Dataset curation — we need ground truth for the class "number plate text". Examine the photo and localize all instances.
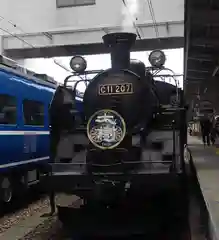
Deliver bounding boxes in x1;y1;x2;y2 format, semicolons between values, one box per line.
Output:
98;83;133;95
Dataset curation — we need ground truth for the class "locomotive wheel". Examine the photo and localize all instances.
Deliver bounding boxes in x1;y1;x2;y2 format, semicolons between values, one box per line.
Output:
1;177;13;203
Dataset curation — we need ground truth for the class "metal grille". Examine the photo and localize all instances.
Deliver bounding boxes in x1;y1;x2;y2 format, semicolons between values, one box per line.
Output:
56;0;95;8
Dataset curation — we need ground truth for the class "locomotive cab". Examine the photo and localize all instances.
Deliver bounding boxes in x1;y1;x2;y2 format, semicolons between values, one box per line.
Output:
42;32;188;237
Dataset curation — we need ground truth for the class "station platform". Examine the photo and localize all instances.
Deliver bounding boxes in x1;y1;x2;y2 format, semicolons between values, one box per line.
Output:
188;136;219;240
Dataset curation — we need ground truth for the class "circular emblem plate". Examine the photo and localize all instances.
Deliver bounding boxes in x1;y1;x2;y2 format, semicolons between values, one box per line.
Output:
87;109;126;150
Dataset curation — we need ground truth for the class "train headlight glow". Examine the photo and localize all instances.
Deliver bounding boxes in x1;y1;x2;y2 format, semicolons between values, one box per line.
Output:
148;50;166;68
70;56;87;73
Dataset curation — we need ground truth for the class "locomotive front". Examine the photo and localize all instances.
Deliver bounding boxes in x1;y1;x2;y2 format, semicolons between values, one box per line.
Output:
83;33;157;170
84;33;155;132
44;31;188;237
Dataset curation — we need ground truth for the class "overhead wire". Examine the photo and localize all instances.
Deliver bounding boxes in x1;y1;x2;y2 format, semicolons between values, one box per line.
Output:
144;2;181;87
146;0;159;39
142;0;160;59
0;26;34;48
0;15;35;48
0;16;25;32
0;15;70;72
0;15;51;42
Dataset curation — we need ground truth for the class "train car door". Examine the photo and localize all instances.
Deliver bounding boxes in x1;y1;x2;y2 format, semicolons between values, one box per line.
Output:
22;99;47;185
22;99;45;159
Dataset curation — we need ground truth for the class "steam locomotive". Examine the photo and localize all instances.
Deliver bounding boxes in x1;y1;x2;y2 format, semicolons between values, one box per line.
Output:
43;32;188;237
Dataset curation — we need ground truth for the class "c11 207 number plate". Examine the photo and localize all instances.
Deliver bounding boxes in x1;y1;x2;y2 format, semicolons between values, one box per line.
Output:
98;83;133;95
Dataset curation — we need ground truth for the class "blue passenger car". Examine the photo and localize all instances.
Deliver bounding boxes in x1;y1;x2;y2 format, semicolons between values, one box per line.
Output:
0;56;57;203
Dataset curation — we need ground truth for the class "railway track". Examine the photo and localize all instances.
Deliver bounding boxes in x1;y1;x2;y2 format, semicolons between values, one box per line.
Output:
0;186;44;216
0;179;207;240
0;186;48;236
17;194;192;240
58;192;190;239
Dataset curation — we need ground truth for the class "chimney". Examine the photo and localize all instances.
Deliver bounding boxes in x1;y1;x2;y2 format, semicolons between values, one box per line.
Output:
102;32;136;70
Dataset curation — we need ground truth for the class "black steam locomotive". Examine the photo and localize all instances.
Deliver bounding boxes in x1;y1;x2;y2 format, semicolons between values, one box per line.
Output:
44;32;188;237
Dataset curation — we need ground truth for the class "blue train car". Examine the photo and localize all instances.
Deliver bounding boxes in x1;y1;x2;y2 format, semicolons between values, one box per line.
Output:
0;56;57;203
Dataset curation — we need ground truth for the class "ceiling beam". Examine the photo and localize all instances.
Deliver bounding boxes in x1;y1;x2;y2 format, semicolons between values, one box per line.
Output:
187;76;217;84
188;48;218;63
188;52;214;61
187;71;210;79
191;9;219;25
191;37;219;47
187;77;206;82
189;46;218;56
188;69;210;73
188;56;213;62
4;37;184;59
187;59;215;69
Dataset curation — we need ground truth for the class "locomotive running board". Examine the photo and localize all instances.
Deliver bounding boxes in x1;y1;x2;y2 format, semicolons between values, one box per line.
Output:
41;163;182;194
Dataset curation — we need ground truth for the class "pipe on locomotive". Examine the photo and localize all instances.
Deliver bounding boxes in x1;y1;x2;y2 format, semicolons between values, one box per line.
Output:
102;32;137;70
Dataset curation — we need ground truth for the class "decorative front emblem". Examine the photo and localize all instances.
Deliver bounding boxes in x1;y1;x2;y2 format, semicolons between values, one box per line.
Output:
87;109;126;150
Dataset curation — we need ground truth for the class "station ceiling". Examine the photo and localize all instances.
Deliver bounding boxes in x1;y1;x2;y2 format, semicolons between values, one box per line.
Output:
184;0;219;111
5;37;183;59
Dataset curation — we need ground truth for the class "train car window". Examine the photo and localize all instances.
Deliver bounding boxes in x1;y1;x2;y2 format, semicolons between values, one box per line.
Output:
23;100;44;126
0;94;17;124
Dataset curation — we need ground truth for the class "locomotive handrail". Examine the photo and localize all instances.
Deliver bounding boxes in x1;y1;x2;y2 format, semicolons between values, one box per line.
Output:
146;66;181;84
51;160;173;165
49;160;174;169
64;69;104;86
150;67;180;86
149;67;181;105
50;170;175;176
72;70;104;76
72;79;90;92
161;106;187;111
64;75;91;89
48;161;177;176
155;74;183;78
64;74;79;87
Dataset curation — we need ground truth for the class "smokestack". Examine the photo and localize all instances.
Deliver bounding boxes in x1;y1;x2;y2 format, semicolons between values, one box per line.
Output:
102;32;136;70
